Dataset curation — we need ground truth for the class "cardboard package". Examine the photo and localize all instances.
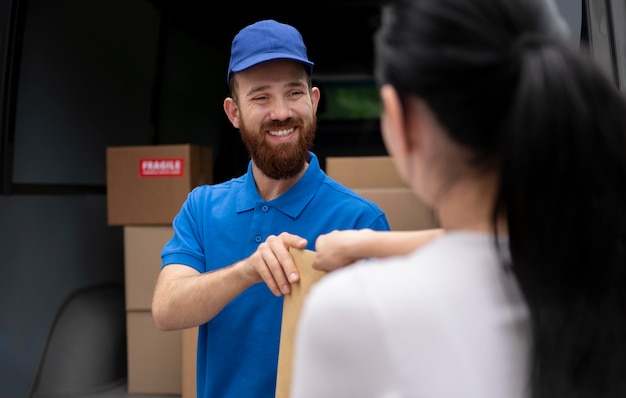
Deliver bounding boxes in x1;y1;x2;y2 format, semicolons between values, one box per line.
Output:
126;311;182;395
326;156;439;231
123;225;174;311
275;248;325;398
106;144;213;226
181;327;198;398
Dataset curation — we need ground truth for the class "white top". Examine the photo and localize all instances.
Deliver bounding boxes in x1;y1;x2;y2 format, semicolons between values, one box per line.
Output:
290;232;530;398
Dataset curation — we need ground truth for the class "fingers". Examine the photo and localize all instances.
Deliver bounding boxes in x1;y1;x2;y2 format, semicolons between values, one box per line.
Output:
251;233;307;296
261;235;295;295
278;231;308;250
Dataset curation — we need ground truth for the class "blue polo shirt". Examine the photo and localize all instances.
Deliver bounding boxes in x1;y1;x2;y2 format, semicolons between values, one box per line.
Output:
161;152;390;398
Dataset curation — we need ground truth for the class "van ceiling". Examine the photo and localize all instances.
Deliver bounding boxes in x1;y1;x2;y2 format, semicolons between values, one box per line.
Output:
148;0;385;76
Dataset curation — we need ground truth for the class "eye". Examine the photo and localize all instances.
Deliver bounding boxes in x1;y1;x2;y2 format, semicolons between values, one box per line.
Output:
252;95;269;102
288;90;305;98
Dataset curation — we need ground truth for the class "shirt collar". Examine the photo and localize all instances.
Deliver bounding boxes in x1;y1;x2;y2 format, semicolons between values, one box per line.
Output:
236;151;323;218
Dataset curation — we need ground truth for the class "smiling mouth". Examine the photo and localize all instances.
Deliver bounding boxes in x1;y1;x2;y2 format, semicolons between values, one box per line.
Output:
268;128;294;137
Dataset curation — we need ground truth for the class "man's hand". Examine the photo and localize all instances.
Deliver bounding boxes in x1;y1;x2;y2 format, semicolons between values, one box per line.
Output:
243;232;308;296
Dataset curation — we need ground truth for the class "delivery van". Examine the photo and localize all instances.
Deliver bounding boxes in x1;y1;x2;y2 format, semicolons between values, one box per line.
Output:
0;0;622;397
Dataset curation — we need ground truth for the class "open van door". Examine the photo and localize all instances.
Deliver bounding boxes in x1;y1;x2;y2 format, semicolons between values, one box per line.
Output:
584;0;626;91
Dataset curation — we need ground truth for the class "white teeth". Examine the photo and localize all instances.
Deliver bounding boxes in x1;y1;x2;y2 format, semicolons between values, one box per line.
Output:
268;128;293;137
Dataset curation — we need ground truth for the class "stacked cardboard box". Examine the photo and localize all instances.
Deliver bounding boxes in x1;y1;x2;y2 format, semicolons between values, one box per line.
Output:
122;226;182;395
107;144;213;226
107;144;212;396
326;156;439;231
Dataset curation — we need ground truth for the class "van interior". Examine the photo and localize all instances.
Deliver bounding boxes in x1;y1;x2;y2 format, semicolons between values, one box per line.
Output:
0;0;623;397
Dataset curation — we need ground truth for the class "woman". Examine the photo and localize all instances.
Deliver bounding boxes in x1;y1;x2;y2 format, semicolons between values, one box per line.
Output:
290;0;626;397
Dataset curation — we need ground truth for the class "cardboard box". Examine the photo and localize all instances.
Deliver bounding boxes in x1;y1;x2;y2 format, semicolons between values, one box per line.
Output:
107;144;213;226
326;156;407;188
276;248;325;398
354;188;438;231
123;226;174;311
182;327;198;398
126;311;182;395
326;156;439;230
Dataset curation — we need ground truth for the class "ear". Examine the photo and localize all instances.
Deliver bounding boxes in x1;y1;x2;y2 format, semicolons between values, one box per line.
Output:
311;86;321;114
379;84;412;158
223;97;240;128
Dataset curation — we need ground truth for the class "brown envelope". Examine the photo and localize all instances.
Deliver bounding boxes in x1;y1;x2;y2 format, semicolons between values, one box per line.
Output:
275;248;326;398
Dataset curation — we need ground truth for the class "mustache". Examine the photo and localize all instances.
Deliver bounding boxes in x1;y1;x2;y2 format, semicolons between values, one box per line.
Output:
262;120;302;130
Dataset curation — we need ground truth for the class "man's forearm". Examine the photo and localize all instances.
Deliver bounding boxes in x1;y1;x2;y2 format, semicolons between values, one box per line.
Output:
152;261;254;331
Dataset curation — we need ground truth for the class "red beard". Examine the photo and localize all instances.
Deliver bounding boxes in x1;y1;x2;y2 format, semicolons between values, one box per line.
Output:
239;117;316;180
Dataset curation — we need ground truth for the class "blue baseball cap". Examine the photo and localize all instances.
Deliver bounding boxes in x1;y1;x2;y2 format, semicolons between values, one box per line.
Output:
227;19;314;87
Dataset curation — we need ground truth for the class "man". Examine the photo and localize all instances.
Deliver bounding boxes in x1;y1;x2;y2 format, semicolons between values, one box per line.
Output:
151;19;390;398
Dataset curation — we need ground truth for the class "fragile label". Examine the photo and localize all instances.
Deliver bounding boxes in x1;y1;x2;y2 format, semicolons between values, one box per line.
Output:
139;158;184;177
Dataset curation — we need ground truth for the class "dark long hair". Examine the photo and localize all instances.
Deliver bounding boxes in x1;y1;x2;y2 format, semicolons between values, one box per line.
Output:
375;0;626;396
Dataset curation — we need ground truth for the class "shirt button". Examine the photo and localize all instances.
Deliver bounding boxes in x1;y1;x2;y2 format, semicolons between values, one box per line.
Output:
262;205;269;212
255;235;262;243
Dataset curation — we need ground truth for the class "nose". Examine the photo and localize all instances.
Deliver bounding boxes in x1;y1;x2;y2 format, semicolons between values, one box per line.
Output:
269;97;292;121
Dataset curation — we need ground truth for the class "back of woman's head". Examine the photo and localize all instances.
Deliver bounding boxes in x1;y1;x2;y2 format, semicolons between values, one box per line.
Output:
375;0;574;156
376;0;626;397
